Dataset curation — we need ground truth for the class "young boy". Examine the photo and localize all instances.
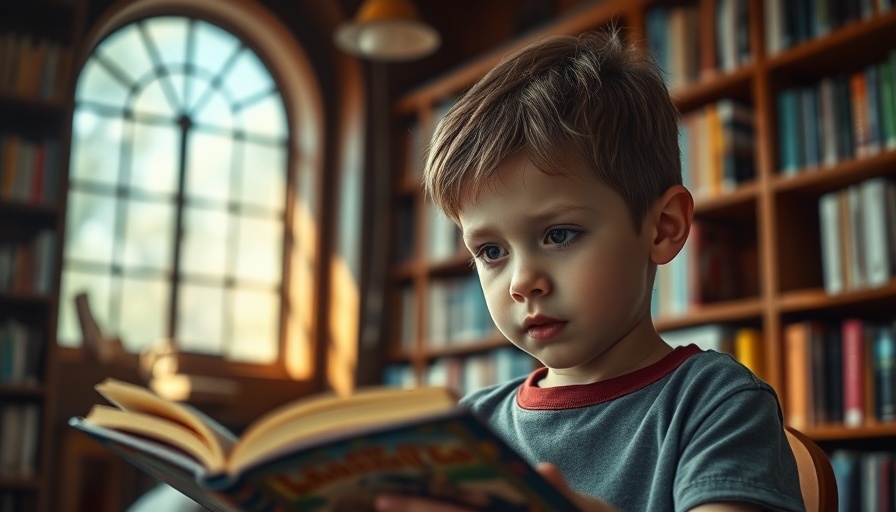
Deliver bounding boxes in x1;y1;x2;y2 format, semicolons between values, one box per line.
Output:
377;30;804;512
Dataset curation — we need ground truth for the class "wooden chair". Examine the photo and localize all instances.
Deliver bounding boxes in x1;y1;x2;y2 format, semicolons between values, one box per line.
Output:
784;426;839;512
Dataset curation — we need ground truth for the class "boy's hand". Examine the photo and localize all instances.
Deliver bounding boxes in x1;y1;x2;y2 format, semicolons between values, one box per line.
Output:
374;462;617;512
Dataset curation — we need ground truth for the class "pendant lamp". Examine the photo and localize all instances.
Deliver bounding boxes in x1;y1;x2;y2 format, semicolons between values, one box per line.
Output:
334;0;440;61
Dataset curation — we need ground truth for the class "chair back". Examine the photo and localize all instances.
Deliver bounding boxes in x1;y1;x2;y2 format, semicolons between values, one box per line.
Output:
785;426;838;512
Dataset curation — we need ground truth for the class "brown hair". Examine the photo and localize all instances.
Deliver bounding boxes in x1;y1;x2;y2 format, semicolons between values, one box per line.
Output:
423;28;680;230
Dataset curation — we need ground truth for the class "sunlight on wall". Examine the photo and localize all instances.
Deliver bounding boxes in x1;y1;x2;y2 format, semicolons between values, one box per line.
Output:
327;255;360;396
285;196;318;380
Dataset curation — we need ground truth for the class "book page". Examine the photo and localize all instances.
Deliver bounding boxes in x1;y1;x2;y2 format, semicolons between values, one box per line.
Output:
229;386;458;474
95;379;235;467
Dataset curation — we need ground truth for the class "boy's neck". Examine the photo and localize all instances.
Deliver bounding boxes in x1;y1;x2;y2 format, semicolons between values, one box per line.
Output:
537;331;672;388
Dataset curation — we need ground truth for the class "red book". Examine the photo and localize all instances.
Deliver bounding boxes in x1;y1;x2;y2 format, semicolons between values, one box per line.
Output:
842;318;865;427
30;143;44;203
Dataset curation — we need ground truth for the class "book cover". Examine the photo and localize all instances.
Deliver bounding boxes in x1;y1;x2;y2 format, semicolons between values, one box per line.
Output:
70;379;581;512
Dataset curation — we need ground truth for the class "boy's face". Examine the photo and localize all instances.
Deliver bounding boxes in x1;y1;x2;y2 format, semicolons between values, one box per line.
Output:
458;153;662;385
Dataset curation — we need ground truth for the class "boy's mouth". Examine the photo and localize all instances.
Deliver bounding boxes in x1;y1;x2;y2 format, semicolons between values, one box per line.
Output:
523;315;567;341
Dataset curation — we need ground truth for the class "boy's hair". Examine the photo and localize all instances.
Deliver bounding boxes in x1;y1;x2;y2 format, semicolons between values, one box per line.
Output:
424;28;681;230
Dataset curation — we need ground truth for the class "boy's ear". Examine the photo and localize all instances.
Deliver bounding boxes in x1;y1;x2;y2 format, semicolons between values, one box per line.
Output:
647;185;693;265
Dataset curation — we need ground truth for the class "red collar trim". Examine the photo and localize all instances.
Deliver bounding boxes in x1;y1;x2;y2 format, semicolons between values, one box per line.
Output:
517;344;702;410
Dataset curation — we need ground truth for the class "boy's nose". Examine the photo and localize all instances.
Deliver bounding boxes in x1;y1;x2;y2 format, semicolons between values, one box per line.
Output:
509;260;551;302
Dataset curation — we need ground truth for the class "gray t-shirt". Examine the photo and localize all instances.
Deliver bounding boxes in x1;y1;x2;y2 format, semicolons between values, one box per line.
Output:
461;345;805;512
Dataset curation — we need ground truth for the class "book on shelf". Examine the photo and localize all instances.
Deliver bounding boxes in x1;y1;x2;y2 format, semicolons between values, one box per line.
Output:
830;449;896;512
70;378;581;512
0;31;72;101
818;177;896;295
0;318;43;385
0;230;56;295
784;321;825;430
776;49;896;177
0;402;40;478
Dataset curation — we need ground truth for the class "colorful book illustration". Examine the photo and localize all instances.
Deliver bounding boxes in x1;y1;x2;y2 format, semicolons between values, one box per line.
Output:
69;379;581;512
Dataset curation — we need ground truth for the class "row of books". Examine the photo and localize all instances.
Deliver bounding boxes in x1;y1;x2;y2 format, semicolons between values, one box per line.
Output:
652;219;758;319
425;200;462;262
383;346;534;396
831;449;896;512
680;99;756;200
0;402;40;479
784;318;896;430
764;0;894;55
0;31;72;101
647;0;753;86
777;51;896;175
818;177;896;295
0;134;63;205
0;319;43;385
425;274;496;349
0;230;56;294
645;3;702;90
662;323;765;379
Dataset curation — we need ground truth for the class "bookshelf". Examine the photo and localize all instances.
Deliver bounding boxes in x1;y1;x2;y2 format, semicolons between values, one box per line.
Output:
0;0;80;511
383;0;896;451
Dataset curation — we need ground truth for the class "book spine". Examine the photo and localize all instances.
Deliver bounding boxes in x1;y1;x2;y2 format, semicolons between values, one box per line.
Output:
785;322;812;429
873;325;896;422
861;178;892;287
818;191;844;294
843;318;866;427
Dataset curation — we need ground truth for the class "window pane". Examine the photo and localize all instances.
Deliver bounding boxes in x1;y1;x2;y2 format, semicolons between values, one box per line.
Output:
191;22;239;105
118;276;168;352
177;282;223;353
236;215;281;284
239;141;285;210
181;206;228;278
57;269;112;347
122;198;174;271
223;49;272;104
71;110;123;185
75;58;129;106
193;91;233;130
129;120;179;194
65;189;117;265
134;79;176;118
228;288;278;363
240;93;287;139
145;17;189;108
96;25;154;84
186;130;232;202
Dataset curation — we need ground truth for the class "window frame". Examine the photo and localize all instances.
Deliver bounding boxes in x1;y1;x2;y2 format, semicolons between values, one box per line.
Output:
58;0;329;382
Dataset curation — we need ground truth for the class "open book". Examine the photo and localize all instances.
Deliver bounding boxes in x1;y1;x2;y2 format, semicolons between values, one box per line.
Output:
69;378;581;512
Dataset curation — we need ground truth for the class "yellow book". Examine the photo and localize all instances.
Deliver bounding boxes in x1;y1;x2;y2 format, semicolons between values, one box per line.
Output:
70;378;579;512
734;328;763;380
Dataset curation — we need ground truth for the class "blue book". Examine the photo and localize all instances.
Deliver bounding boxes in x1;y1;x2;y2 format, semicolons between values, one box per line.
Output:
830;450;860;512
777;88;802;175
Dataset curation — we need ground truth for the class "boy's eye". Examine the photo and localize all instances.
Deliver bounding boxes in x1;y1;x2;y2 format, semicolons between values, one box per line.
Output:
546;228;578;245
482;245;504;260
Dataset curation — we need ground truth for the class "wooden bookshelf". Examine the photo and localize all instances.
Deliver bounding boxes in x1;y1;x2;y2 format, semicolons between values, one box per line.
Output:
0;0;82;510
383;0;896;450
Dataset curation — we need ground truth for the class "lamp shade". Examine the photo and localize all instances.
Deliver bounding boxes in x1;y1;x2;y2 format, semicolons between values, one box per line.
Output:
334;0;440;61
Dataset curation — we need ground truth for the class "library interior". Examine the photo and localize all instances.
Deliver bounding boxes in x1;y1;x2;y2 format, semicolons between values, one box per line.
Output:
1;0;896;510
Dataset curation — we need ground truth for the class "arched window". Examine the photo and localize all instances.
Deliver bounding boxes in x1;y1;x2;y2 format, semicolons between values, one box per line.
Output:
59;16;291;364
